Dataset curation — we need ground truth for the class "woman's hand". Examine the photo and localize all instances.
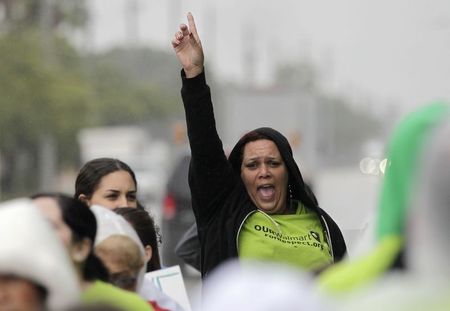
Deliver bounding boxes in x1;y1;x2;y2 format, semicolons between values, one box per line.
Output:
172;12;204;78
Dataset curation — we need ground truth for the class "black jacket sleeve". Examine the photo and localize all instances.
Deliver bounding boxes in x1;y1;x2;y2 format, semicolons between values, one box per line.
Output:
180;70;237;225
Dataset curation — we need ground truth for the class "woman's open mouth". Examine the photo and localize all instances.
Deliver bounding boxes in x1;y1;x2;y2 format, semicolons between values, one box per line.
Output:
257;184;275;201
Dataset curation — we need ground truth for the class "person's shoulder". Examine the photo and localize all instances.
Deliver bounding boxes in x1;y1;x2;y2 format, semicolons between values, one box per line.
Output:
83;281;154;311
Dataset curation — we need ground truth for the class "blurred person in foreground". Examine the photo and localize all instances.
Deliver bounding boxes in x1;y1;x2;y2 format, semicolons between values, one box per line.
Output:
199;259;330;311
337;114;450;310
95;234;145;293
114;207;186;311
115;205;162;273
92;205;187;311
318;102;450;294
171;12;346;279
32;193;154;311
90;205;148;291
0;198;80;310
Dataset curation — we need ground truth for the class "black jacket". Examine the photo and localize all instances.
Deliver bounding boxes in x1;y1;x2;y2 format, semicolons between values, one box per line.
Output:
181;70;347;278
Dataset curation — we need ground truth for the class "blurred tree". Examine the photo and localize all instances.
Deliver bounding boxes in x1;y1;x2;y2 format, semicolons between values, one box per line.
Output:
0;31;92;194
0;0;90;196
0;0;88;32
85;47;180;125
0;1;180;197
87;47;182;93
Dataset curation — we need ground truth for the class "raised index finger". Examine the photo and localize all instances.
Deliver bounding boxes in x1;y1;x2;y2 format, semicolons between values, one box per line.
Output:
187;12;199;41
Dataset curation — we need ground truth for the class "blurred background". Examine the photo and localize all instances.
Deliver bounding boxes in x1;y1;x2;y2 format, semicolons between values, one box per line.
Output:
1;0;449;290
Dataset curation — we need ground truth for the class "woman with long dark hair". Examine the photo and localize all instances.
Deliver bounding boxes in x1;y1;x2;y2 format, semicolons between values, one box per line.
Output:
75;158;138;209
171;13;346;278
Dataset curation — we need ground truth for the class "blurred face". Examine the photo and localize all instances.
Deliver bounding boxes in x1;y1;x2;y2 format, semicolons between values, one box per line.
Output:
99;256;139;292
241;139;289;215
0;274;45;311
95;236;143;292
87;170;137;209
34;197;72;248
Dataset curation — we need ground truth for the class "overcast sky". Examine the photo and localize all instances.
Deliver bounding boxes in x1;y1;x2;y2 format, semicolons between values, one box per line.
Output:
87;0;450;114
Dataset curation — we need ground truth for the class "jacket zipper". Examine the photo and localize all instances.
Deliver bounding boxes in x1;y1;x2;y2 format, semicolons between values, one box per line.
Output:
236;210;283;255
321;215;334;261
236;210;255;255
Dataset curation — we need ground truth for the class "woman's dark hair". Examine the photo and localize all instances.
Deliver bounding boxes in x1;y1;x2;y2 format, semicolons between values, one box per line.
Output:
232;131;275;169
36;285;48;306
31;192;109;282
114;207;162;272
229;130;294;202
228;127;319;210
74;158;137;200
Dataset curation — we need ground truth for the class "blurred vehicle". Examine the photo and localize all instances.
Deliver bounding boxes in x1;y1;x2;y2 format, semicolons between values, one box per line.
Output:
161;153;196;274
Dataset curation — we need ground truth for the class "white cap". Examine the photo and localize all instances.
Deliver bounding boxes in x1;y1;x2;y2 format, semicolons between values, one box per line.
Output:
200;259;329;311
90;205;146;290
0;198;80;309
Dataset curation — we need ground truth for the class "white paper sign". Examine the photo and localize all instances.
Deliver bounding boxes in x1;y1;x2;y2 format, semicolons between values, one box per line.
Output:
144;265;192;311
